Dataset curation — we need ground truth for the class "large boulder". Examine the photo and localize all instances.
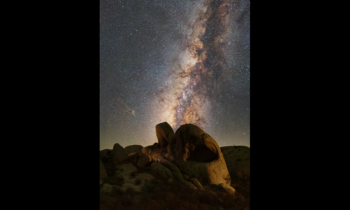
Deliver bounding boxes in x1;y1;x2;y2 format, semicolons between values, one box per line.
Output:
124;145;143;155
171;124;231;186
112;143;129;165
151;161;174;180
100;159;108;184
121;173;155;192
115;162;138;176
127;152;139;165
156;122;176;161
137;153;151;168
100;149;112;162
220;146;250;178
142;143;167;162
155;122;175;149
140;122;175;162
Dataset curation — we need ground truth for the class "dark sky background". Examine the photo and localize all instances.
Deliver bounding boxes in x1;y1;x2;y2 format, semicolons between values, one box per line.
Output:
100;0;250;150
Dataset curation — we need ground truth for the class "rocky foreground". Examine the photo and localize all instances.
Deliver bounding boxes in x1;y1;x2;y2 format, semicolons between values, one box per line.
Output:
100;122;250;210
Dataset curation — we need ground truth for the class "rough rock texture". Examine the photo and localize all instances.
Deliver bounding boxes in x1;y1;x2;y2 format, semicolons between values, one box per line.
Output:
156;156;197;189
137;153;151;168
155;122;175;149
152;122;176;161
142;144;167;162
124;145;143;155
121;173;155;192
115;162;138;176
127;152;139;165
100;123;243;196
112;143;129;165
190;178;203;189
151;162;174;180
172;124;231;186
100;159;108;184
113;162;155;192
220;146;250;178
156;156;185;182
218;183;236;195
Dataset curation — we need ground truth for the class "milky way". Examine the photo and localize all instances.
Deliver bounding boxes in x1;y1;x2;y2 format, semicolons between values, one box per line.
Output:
100;0;250;149
155;0;234;132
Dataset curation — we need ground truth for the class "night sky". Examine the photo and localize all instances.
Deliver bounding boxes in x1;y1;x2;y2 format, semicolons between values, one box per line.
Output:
100;0;250;149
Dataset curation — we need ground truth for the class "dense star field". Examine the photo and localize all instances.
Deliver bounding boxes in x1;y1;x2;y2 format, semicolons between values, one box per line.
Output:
100;0;250;149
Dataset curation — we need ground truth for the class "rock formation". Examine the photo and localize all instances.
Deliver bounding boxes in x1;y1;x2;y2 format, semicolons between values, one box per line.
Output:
112;143;129;165
114;162;155;192
151;161;174;181
124;145;143;155
155;122;174;149
137;153;151;168
171;124;231;186
127;152;139;165
100;122;243;196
